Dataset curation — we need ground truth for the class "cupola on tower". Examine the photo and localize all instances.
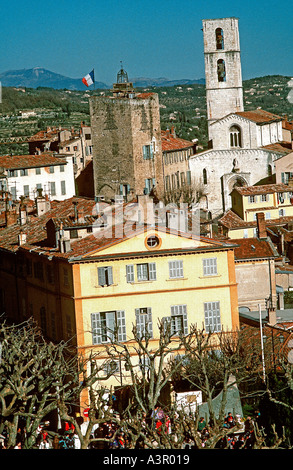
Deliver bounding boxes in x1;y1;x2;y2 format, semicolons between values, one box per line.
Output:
202;17;244;140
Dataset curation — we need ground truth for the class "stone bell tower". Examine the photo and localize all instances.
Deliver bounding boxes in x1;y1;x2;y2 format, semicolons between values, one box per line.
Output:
89;63;164;202
202;17;244;139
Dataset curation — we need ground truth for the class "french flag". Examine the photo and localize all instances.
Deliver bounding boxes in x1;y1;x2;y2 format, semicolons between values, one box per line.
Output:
82;69;95;87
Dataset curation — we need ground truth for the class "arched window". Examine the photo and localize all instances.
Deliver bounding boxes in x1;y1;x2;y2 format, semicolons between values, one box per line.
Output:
203;168;208;185
217;59;226;82
230;125;242;148
216;28;224;50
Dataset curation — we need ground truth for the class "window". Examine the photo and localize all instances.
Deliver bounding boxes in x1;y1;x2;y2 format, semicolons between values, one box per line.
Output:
229;126;242;148
278;192;285;204
265;212;271;220
49;181;56;196
23;185;30;197
248;195;255;203
203;258;218;276
137;263;156;281
217;59;226;82
169;260;184;279
65;314;73;339
35;167;41;175
34;262;44;281
70;229;78;239
126;264;135;283
46;264;55;284
60;165;65;172
104;360;120;376
281;172;293;184
51;312;57;341
163;305;188;336
98;266;113;286
8;169;18;177
135;307;153;339
49;166;55;174
279;209;285;217
40;306;47;336
204;301;221;333
261;194;267;202
146;235;160;248
144;178;155;195
203;168;208;185
216;27;224;50
63;268;69;286
20;169;28;176
91;311;126;344
61;180;66;195
243;229;248;238
143;144;154;160
186;170;191;186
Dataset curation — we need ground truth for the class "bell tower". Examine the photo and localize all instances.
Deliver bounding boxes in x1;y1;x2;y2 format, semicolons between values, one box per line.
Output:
202;17;244;139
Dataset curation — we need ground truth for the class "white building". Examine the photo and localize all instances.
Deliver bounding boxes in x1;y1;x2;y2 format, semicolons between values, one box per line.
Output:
0;153;75;202
189;17;291;217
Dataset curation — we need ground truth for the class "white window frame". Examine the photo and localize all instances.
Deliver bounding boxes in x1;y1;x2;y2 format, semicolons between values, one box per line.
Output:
135;307;153;339
169;260;184;279
203;258;218;276
137;262;156;281
204;301;221;333
98;266;113;287
91;311;126;344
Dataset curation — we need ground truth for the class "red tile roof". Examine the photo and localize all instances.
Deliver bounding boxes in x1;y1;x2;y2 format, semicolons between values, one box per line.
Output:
232;238;277;260
218;209;293;230
161;130;194;152
0;197;234;260
233;183;292;196
261;142;293;154
236;109;283;124
0;154;67;169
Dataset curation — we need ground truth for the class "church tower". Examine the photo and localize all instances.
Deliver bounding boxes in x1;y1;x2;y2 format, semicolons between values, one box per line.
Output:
202;17;244;140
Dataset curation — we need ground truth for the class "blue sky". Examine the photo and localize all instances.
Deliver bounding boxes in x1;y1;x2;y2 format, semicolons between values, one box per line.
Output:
1;0;292;85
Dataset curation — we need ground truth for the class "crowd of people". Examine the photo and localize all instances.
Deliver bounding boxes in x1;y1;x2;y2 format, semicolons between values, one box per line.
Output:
0;408;261;450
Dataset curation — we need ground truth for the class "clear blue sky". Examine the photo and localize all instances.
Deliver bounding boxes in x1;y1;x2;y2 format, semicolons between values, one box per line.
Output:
1;0;292;85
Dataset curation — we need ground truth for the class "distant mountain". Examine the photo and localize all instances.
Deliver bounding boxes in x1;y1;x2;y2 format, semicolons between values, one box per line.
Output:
0;67;205;90
131;77;205;88
0;67;108;90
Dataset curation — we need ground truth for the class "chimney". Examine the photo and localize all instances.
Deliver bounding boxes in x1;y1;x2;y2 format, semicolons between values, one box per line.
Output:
18;229;27;246
73;201;78;221
256;212;266;238
36;188;50;216
267;307;277;326
171;125;176;138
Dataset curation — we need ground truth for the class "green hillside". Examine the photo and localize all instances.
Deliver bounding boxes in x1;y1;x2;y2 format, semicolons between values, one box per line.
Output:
0;75;292;155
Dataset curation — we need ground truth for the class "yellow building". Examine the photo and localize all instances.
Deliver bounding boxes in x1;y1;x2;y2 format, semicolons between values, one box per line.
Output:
231;183;293;222
0;197;239;396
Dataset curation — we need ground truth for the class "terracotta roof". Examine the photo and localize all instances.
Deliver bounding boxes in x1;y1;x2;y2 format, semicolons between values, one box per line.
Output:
282;120;293;131
232;238;277;260
0;197;234;260
233;183;292;196
161;130;194;152
218;209;293;230
0;154;67;170
261;142;293;154
236;109;283;124
28;128;65;142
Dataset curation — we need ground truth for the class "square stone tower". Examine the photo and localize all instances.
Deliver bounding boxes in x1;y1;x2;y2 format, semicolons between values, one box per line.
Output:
89;66;164;202
202;17;244;138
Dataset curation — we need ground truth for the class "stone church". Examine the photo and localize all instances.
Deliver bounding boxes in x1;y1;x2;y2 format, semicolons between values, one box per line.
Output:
189;17;291;218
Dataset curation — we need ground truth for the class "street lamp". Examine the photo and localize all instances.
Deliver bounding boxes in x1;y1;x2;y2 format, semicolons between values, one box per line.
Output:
259;304;266;382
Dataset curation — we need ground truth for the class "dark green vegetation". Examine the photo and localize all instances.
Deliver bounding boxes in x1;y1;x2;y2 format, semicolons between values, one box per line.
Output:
0;75;292;155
